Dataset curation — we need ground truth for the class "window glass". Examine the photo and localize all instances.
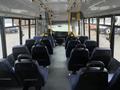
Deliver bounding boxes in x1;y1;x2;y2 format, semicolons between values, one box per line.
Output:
0;35;3;58
93;18;97;24
114;27;120;61
5;25;20;55
115;16;120;26
31;25;35;38
21;20;25;26
99;18;104;24
22;26;29;44
25;20;28;25
105;18;111;25
99;25;111;48
14;19;19;26
90;24;97;41
90;18;93;24
31;20;35;25
5;18;12;27
85;19;89;36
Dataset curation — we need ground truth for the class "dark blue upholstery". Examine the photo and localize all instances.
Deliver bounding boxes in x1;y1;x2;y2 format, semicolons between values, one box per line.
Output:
68;48;89;72
90;47;112;67
12;45;30;60
69;61;108;90
15;59;45;89
66;40;81;58
41;39;53;54
25;39;35;53
65;36;77;49
7;54;15;67
33;36;42;41
31;45;50;67
85;40;97;56
79;36;88;44
109;67;120;90
0;59;19;87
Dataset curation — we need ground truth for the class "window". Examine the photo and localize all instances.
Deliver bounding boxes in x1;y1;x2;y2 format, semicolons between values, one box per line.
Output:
93;18;97;24
85;19;89;36
115;16;120;26
99;18;104;24
4;18;12;27
22;26;29;44
105;17;111;25
31;20;35;25
0;35;3;58
31;25;35;38
5;26;20;55
25;20;28;25
99;25;111;48
13;19;19;26
21;20;25;26
90;25;97;41
114;27;120;61
90;18;93;24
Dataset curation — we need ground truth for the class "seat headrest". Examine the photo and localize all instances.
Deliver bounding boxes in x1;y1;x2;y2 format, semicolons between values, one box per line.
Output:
87;61;105;71
12;45;30;60
75;44;86;48
25;39;35;45
91;48;111;58
17;54;32;62
91;47;111;67
85;40;97;47
68;40;81;45
33;36;42;41
79;36;89;44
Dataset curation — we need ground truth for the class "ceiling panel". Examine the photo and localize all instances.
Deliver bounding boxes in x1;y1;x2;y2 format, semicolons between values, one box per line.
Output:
80;0;120;17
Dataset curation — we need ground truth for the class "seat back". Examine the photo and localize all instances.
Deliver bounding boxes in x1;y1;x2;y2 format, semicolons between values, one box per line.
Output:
65;36;77;49
12;45;30;60
66;40;81;58
85;40;97;56
33;36;42;41
74;61;108;90
90;47;112;67
109;67;120;90
15;59;44;87
68;48;89;71
41;39;53;54
31;45;50;66
79;36;88;44
25;39;35;53
0;59;19;87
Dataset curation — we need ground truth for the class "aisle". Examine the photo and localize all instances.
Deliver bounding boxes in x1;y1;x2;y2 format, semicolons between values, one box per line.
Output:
42;46;70;90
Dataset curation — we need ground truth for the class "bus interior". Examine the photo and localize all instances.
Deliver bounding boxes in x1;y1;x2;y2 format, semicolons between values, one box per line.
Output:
0;0;120;90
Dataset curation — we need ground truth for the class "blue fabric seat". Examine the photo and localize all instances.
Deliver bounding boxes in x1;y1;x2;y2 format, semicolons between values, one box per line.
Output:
15;58;46;90
85;40;97;56
108;67;120;90
66;40;81;58
25;39;35;53
41;39;53;54
31;45;50;67
79;36;88;44
90;47;112;68
68;48;89;72
69;61;108;90
0;59;20;87
12;45;30;60
65;36;77;49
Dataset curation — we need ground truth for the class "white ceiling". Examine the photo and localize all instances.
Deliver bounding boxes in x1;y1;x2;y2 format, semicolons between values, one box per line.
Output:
80;0;120;17
42;0;68;21
0;0;120;19
0;0;40;18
